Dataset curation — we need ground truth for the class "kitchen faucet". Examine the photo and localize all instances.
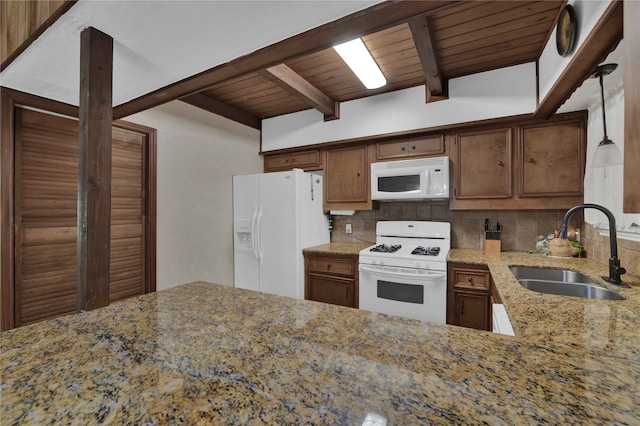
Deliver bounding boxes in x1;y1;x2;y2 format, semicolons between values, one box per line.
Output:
559;204;627;286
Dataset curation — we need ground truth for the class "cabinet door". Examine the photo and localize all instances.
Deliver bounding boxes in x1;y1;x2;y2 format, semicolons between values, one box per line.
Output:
454;291;490;331
325;145;368;204
306;274;354;307
454;128;511;199
519;121;584;197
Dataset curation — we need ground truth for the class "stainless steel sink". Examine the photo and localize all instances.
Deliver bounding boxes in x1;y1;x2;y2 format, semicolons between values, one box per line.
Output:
509;266;625;301
509;266;596;284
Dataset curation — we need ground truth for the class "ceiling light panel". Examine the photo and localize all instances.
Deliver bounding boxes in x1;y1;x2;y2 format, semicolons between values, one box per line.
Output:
333;38;386;89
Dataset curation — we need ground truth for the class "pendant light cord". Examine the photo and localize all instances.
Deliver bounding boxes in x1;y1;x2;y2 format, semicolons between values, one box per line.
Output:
599;74;608;140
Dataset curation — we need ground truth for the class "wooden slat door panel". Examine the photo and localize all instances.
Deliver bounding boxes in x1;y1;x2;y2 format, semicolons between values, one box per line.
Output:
110;129;145;302
15;109;78;326
14;109;148;327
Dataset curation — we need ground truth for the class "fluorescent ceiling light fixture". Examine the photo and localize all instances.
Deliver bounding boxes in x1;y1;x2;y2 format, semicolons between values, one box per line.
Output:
333;38;386;89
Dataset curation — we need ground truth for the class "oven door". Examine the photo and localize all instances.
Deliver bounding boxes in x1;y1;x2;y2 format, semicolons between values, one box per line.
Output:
359;264;446;323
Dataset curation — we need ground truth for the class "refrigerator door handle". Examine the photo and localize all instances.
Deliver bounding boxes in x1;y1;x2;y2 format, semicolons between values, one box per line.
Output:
256;204;264;266
251;204;259;262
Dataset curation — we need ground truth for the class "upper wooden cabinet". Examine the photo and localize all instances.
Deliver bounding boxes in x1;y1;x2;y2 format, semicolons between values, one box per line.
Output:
450;111;586;210
454;128;512;199
518;119;584;197
376;134;444;160
324;144;375;211
263;149;321;173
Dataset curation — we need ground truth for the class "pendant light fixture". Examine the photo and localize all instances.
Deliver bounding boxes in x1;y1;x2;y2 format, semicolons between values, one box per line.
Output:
590;63;622;168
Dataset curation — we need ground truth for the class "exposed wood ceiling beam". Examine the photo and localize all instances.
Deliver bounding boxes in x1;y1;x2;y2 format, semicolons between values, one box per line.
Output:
260;64;339;121
180;93;261;130
534;0;622;119
408;15;447;103
113;1;462;119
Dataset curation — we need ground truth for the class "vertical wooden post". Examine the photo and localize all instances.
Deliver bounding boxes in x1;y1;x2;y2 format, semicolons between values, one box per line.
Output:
78;27;113;311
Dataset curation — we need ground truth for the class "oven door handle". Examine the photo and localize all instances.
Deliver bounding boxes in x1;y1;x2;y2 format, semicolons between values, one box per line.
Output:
359;265;445;280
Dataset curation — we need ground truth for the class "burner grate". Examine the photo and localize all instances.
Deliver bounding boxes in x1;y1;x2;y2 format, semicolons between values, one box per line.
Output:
411;246;441;256
370;244;402;253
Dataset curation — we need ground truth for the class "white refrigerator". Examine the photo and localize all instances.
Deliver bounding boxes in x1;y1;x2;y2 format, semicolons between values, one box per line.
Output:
233;169;329;299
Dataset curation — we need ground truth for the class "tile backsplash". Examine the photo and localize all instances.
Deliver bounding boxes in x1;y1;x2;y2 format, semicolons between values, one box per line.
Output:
581;223;640;277
330;202;581;253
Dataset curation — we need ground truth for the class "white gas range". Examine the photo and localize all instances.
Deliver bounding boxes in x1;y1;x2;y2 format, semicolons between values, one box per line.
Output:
359;221;450;323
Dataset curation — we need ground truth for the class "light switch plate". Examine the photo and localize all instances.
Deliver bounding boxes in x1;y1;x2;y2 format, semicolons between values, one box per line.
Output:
346;223;352;234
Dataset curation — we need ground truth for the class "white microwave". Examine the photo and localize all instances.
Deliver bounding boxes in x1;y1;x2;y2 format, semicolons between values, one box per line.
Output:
371;156;449;201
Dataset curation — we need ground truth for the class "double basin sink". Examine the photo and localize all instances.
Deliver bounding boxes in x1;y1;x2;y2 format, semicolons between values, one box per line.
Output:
509;266;625;301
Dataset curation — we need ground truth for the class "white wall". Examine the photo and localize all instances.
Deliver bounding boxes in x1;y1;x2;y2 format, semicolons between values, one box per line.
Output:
583;71;640;231
538;0;612;102
127;101;262;290
262;62;537;151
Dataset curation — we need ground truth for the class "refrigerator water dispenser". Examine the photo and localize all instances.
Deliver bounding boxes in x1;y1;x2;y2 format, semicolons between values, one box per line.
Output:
234;218;253;249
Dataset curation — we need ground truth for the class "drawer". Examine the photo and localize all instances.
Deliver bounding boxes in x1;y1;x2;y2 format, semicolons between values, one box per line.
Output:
453;269;490;290
289;150;321;169
264;150;320;172
376;135;445;160
307;256;355;276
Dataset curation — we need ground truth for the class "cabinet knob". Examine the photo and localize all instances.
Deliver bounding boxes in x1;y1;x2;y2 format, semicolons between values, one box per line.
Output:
327;264;331;270
291;158;296;163
497;160;504;166
401;146;406;151
357;171;361;177
467;277;473;283
411;145;416;150
285;159;290;163
527;157;534;163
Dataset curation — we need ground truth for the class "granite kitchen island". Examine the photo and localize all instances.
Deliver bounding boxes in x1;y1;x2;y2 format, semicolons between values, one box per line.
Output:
2;280;639;424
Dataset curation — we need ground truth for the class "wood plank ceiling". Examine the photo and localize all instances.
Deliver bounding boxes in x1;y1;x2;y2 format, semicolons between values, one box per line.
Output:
184;1;565;128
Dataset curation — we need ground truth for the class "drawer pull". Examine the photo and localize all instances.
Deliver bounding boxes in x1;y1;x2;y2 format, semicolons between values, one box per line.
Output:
327;264;331;270
401;146;406;151
460;299;465;314
468;277;473;283
411;144;416;150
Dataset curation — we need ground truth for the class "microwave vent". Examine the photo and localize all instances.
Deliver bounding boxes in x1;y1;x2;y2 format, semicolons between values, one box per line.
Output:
376;156;448;169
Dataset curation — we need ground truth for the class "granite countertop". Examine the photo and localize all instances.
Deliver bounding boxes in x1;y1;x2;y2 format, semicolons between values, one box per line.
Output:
448;249;640;359
3;245;640;423
302;242;371;256
3;281;639;424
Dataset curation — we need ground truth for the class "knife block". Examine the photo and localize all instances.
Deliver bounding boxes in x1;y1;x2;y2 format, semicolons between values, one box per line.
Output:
484;233;501;253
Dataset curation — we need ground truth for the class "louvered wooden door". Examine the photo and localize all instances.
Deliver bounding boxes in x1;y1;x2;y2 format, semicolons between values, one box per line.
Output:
14;108;149;327
15;109;79;325
110;129;145;302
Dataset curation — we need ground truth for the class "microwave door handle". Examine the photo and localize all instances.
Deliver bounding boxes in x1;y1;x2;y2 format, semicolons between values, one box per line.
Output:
359;265;445;280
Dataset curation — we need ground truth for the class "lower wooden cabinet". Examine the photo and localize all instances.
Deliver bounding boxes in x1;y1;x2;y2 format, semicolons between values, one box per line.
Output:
453;291;490;330
447;262;491;331
304;253;358;308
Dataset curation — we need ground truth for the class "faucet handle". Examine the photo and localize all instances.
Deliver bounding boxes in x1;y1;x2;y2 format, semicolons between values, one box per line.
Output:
616;266;627;275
